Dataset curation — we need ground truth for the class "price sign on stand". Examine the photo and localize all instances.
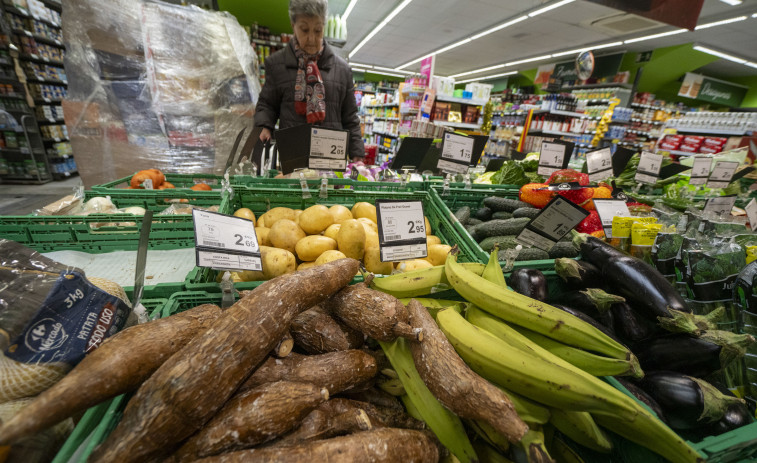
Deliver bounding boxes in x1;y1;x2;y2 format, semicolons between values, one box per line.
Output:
689;157;713;186
516;196;589;251
193;210;262;271
437;132;474;174
376;200;428;262
593;199;631;238
635;151;663;184
703;196;736;216
745;199;757;232
706;161;739;189
585;148;613;182
309;127;349;171
537;140;573;177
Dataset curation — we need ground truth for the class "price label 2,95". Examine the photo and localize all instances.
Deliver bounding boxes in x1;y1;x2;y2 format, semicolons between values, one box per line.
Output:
193;209;262;272
375;200;428;262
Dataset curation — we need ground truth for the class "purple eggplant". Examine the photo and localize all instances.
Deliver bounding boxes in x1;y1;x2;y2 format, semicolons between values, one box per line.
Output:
554;258;602;290
561;289;625;318
575;233;691;318
708;401;755;435
614;377;667;424
634;331;755;378
639;371;746;430
508;268;548;302
611;302;661;344
552;304;622;344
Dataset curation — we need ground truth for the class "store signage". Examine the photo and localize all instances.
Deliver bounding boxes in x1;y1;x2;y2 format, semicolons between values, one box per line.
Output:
635;151;663;184
309;127;348;170
516;196;589;251
585;148;613;182
689;157;712;186
593;199;631;238
636;50;653;63
706;160;739;189
678;73;747;107
437;132;474;174
537;140;573;177
550;52;624;84
193;209;262;271
420;55;434;85
421;88;436;114
376;200;428;262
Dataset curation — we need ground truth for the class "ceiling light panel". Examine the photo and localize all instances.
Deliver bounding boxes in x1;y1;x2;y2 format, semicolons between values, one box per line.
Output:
469;15;529;41
450;64;507;78
528;0;575;17
348;0;413;58
718;0;742;5
457;71;518;84
693;45;747;63
342;0;359;20
505;54;553;66
695;15;748;30
623;28;687;44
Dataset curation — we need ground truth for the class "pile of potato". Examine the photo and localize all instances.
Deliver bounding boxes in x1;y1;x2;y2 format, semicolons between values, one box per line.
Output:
228;202;451;282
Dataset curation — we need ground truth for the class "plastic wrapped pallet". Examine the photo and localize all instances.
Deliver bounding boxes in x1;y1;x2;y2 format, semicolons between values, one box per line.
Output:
62;0;261;187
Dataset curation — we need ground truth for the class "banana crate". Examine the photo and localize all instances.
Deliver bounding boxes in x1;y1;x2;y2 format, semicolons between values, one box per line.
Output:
52;292;216;463
185;187;476;293
428;184;563;270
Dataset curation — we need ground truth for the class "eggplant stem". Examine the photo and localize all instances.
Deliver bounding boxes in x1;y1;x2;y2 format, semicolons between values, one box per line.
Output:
657;310;705;337
581;288;625;313
690;376;746;424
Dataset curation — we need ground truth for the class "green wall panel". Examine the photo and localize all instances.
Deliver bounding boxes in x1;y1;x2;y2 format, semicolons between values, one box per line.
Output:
218;0;292;34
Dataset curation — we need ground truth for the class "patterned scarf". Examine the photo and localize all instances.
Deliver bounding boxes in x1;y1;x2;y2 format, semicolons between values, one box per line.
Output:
293;38;326;124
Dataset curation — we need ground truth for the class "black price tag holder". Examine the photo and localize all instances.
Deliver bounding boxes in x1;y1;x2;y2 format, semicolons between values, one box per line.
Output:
192;209;262;271
537;139;574;177
375;199;428;262
437;132;476;174
391;137;434;171
516;196;589;252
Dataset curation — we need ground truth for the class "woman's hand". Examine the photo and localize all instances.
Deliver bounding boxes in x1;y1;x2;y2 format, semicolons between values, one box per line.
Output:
260;127;272;143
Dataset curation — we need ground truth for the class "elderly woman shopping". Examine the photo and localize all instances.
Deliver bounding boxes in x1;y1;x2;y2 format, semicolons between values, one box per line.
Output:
254;0;365;160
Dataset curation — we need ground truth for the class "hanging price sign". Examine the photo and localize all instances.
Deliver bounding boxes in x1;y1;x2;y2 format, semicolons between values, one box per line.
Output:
437;132;474;174
376;200;428;262
516;196;589;251
635;151;663;184
537;140;572;177
703;196;736;216
593;199;631;238
193;210;262;271
689;157;712;186
309;127;349;171
585;148;613;182
706;161;739;189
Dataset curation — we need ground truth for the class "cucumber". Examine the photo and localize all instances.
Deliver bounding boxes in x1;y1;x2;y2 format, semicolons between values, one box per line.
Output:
491;211;513;220
516;247;550;261
513;207;539;219
454;206;471;225
548;241;579;258
483;197;530;213
467;218;484;226
465;225;481;242
479;235;520;252
474;218;531;239
474;207;493;221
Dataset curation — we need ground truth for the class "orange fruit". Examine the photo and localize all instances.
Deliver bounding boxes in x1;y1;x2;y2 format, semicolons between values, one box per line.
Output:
191;183;212;191
130;171;154;188
162;182;175;189
584;185;613;211
519;183;554;208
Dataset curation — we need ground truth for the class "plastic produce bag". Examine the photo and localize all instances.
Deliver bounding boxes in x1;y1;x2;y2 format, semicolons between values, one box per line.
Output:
0;240;132;403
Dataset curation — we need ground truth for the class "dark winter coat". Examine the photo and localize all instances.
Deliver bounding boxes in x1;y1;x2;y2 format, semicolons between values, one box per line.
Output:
253;41;364;158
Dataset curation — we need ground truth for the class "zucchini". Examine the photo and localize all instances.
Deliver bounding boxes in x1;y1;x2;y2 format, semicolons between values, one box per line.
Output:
474;218;530;239
516;247;549;261
479;235;519;252
467;218;484;226
454;206;471;225
483;197;530;213
548;242;579;258
491;211;513;220
474;207;493;221
513;207;539;219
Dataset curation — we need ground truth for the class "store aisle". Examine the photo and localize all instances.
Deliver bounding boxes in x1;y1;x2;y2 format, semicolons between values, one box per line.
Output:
0;176;82;215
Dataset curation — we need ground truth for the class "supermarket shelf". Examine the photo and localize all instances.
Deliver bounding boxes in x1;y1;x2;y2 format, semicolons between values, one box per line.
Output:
0;174;52;183
366;103;399;108
631;102;672;112
400;108;419;115
52;171;77;179
655;149;697;157
401;86;427;95
0;75;17;84
34;98;63;104
374;117;399;121
581;98;612;105
0;57;12;66
355;88;375;94
378;146;393;153
0;147;34;155
494;110;531;116
25;77;67;85
630;117;664;125
43;136;68;143
669;127;751;136
434;95;487;106
433;121;480;130
18;53;64;66
40;0;62;9
533;108;587;118
37;117;64;124
377;86;399;92
371;131;398;138
12;29;63;48
4;5;60;29
626;129;653;137
562;83;633;90
251;38;285;48
0;94;26;100
610;119;631;125
527;129;581;138
50;153;72;159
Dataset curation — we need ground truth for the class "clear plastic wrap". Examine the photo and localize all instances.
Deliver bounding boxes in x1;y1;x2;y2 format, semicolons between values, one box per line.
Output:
62;0;261;187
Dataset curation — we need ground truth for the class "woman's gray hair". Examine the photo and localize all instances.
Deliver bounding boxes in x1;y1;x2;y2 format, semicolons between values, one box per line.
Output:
289;0;328;24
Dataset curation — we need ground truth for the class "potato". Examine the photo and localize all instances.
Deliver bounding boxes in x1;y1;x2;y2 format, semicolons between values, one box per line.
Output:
351;202;377;223
298;262;317;271
269;219;306;253
427;235;441;247
315;250;348;265
260;246;297;279
364;247;393;275
233;208;256;223
357;217;378;234
329;205;353;224
295;235;338;262
425;216;432;236
256;226;271;247
259;207;295;228
299;205;334;235
426;244;452;266
324;223;341;241
337;219;366;261
239;270;265;282
364;229;380;249
396;259;434;272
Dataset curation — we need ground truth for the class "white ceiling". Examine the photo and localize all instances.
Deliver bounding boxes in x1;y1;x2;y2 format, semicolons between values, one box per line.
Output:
331;0;757;79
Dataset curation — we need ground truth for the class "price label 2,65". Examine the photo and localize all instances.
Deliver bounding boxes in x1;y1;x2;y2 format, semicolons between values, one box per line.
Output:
376;200;428;262
586;148;613;182
193;209;262;271
635;151;663;185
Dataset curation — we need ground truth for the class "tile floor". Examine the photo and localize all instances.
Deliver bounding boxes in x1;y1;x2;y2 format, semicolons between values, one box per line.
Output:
0;176;83;215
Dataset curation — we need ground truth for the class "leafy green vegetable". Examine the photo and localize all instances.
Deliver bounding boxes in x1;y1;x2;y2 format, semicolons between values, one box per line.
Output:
690;249;746;283
525;172;544;184
654;233;684;260
493;161;529;186
520;159;539;172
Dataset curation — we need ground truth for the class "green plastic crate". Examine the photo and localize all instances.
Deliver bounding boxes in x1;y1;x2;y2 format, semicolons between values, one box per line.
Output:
230;176;424;192
187;187;476;292
91;173;225;191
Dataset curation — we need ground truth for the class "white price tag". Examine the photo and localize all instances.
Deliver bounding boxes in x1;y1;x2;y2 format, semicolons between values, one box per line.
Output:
192;209;262;271
436;159;469;174
689;157;712;185
585;148;613;182
376;200;428;262
516;197;589;251
706;161;738;189
440;133;474;164
703;196;736;216
538;141;569;177
142;178;153;190
746;198;757;232
635;151;663;185
592;199;630;238
309;127;348;171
